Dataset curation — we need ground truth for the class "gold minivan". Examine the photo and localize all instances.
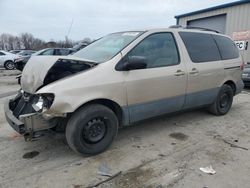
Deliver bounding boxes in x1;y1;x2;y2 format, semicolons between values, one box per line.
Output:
5;28;244;155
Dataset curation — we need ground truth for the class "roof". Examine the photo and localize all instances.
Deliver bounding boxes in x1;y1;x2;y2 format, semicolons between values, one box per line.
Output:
175;0;250;19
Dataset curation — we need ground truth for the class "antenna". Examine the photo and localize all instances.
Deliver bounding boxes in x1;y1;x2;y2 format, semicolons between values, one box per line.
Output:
66;19;74;38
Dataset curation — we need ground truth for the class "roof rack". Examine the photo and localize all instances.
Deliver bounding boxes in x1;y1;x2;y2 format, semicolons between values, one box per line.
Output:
185;26;219;33
169;25;220;33
169;25;183;28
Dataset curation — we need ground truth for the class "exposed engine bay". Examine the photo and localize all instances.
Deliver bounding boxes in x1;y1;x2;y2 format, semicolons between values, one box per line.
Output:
43;58;95;88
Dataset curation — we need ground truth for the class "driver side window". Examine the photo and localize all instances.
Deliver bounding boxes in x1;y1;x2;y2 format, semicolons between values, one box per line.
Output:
127;32;179;69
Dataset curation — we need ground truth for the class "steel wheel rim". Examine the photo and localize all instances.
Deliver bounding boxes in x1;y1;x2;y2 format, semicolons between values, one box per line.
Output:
82;118;107;143
220;93;229;109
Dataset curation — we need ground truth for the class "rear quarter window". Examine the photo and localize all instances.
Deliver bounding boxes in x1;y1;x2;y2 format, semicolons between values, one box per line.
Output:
213;35;239;60
179;32;221;63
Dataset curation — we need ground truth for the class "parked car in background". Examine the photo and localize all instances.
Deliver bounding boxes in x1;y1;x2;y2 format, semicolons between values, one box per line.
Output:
14;50;36;71
33;48;74;56
5;28;244;155
0;50;18;70
14;48;73;71
242;63;250;87
71;42;89;53
18;50;37;56
9;50;22;54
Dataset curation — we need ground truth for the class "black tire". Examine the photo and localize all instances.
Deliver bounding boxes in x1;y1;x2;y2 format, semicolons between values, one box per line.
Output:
208;84;234;115
66;104;118;155
4;61;15;70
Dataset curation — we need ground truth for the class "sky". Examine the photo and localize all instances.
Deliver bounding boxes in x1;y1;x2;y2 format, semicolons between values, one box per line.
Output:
0;0;238;41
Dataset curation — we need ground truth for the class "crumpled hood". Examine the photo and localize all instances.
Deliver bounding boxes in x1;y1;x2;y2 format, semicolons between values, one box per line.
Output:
21;55;93;94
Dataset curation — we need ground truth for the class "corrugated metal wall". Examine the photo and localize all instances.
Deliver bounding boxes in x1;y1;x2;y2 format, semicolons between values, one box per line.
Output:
178;3;250;63
187;14;227;33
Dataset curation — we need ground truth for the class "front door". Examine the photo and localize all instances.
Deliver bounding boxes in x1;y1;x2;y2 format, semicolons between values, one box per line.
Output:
123;32;187;123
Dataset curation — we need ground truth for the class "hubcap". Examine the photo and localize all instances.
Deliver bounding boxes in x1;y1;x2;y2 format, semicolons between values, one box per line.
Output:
83;118;106;143
6;62;14;69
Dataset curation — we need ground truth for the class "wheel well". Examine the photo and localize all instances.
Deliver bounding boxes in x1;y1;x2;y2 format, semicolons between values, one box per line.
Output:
224;81;236;95
4;60;13;64
76;99;123;127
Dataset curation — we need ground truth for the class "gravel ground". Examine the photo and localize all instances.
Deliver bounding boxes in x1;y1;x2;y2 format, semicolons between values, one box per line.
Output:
0;69;249;188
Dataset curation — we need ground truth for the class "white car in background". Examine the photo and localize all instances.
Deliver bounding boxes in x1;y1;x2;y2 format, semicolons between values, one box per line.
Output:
0;50;18;70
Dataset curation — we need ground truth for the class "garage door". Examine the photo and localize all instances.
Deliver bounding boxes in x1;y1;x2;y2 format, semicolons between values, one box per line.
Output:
187;14;226;34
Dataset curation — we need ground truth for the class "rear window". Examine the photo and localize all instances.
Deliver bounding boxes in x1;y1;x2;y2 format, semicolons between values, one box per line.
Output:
213;35;239;60
179;32;221;63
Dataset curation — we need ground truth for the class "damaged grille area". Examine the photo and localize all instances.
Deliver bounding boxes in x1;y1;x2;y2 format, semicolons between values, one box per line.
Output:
8;91;58;136
10;92;55;118
10;92;37;118
43;58;94;88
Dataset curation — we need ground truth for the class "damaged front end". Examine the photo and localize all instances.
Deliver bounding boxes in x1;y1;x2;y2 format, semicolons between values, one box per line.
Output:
5;90;57;140
5;56;95;140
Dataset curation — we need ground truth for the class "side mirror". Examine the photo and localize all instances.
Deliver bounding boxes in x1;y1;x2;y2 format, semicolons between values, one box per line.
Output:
119;56;147;71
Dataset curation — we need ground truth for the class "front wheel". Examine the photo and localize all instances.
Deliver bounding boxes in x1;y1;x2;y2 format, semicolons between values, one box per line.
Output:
4;61;15;70
208;84;234;115
66;104;118;155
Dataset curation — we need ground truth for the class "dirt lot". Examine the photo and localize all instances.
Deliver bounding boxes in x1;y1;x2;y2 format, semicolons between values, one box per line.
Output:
0;69;249;188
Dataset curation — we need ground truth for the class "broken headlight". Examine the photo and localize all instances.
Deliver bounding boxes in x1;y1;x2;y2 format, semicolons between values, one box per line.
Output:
32;93;54;112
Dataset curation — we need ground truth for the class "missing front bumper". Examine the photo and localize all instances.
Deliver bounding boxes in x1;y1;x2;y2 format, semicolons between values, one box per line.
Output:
4;98;57;140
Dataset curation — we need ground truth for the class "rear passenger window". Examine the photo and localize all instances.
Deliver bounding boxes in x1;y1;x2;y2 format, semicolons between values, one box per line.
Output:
213;35;239;60
179;32;221;63
127;33;180;68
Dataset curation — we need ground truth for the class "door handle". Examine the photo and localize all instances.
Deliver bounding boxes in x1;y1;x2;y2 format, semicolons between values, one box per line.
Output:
189;68;199;74
174;70;185;76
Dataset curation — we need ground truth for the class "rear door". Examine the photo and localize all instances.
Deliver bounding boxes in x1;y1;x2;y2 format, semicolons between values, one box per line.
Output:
179;32;224;109
122;32;187;123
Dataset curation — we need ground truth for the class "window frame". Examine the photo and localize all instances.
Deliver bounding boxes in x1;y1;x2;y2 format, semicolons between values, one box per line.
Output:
179;31;222;63
116;32;181;71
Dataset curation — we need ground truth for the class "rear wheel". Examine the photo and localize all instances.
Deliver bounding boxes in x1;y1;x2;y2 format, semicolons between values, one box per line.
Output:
208;84;234;115
4;61;15;70
66;104;118;155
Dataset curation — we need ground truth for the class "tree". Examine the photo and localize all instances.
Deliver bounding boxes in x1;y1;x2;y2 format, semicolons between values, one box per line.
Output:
0;32;89;51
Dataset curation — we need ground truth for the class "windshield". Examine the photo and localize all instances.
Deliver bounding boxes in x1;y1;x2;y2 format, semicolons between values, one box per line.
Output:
73;31;142;63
